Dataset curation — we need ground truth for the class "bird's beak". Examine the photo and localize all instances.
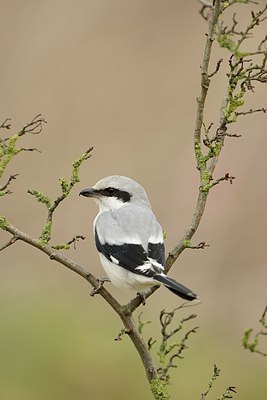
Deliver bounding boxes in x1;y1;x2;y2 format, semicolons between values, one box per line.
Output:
79;188;99;198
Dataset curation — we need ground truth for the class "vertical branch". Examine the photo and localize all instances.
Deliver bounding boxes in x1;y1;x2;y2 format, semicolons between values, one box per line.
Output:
119;311;158;383
194;0;222;145
166;0;223;271
167;0;267;271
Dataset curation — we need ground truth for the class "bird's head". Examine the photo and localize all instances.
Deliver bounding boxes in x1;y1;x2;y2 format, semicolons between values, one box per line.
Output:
79;175;151;212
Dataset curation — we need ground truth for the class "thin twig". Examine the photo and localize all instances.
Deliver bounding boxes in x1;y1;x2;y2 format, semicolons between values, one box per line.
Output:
0;236;18;251
236;108;267;117
200;363;237;399
20;147;41;153
157;307;199;382
242;303;267;356
186;241;210;250
18;114;47;137
0;174;19;192
52;235;86;250
209;58;223;78
0;118;11;130
210;173;235;188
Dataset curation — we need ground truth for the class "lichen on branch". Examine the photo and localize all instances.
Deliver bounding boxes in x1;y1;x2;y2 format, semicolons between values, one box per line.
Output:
0;115;45;177
28;147;94;246
242;304;267;357
165;0;267;274
200;364;237;400
137;303;199;394
156;307;198;384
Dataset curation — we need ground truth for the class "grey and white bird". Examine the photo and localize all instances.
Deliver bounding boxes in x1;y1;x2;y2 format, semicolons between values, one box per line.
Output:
79;176;197;301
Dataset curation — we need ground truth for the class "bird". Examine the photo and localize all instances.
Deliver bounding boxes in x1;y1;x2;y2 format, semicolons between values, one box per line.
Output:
79;175;198;301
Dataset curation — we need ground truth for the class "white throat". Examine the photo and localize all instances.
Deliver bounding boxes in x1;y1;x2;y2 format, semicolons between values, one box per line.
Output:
96;196;128;213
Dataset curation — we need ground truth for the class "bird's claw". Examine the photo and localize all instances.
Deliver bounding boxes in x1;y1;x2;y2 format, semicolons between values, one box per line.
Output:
137;292;147;306
90;277;111;296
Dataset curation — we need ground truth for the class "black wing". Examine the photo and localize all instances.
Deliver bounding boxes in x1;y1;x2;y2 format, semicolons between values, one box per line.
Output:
148;242;165;267
95;229;164;277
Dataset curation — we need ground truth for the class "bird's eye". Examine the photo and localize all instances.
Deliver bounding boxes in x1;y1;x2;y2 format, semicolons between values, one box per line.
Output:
105;187;116;195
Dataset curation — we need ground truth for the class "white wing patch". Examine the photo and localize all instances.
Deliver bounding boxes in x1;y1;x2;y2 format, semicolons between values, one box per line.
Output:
136;258;164;274
136;261;153;273
110;255;119;264
148;258;164;271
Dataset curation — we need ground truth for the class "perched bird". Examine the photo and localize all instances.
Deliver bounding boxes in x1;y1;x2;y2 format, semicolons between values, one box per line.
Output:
79;176;197;301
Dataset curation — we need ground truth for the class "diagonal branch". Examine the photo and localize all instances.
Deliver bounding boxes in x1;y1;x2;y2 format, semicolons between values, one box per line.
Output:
1;220;158;386
0;173;19;194
0;235;18;251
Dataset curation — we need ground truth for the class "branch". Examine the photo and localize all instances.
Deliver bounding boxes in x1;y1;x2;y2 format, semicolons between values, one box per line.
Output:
0;118;11;130
28;147;94;245
17;114;47;137
1;2;266;397
183;240;210;250
236;107;267;117
200;364;237;400
166;0;267;272
209;172;235;189
0;114;45;180
201;364;220;399
0;219;159;387
157;306;199;383
0;173;18;195
217;3;267;57
123;0;261;314
52;235;86;250
165;0;223;271
0;235;18;251
242;304;267;357
0;116;159;393
136;304;199;395
0;123;161;395
208;58;223;78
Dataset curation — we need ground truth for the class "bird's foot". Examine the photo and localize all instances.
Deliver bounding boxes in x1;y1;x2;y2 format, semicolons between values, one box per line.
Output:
90;277;111;297
137;292;147;306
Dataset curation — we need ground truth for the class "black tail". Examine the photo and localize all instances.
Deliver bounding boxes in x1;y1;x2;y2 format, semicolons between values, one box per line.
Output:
154;274;198;301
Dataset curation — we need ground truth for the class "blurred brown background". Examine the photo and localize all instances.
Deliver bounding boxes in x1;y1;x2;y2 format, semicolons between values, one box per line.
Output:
0;1;266;399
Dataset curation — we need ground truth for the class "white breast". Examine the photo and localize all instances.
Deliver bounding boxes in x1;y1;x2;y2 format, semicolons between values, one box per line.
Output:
99;254;158;292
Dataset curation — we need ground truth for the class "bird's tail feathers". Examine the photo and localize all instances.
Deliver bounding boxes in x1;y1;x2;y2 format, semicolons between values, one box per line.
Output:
154;274;198;301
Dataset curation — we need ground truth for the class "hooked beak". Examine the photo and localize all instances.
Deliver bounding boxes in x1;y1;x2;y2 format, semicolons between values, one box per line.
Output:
79;188;99;198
